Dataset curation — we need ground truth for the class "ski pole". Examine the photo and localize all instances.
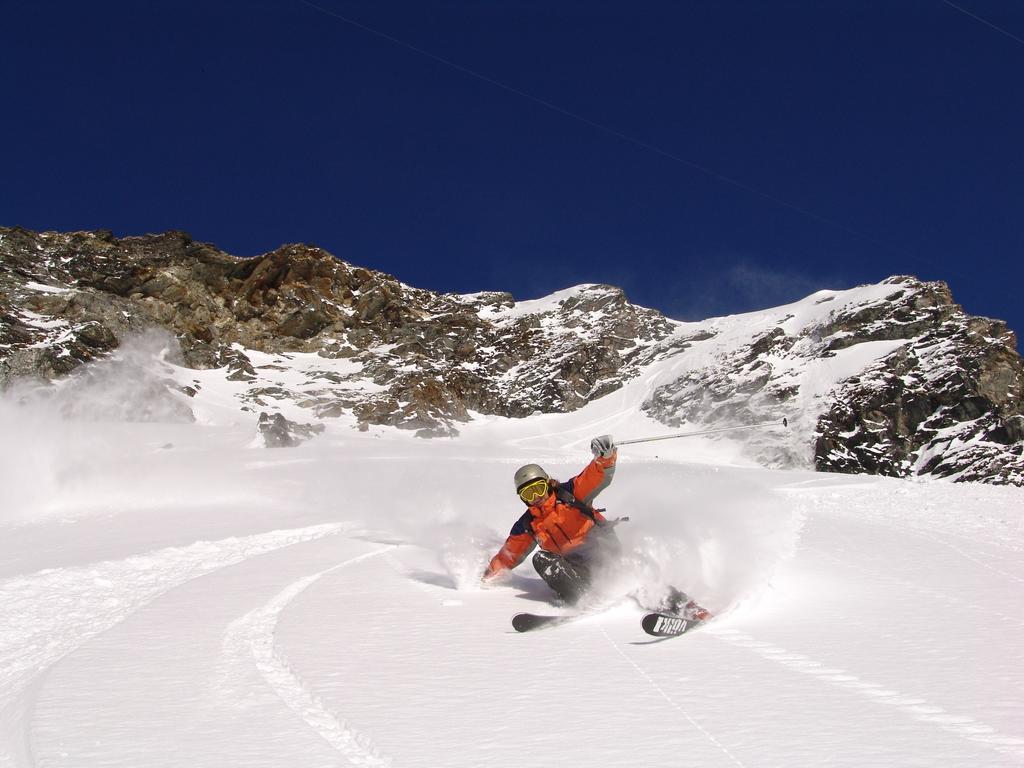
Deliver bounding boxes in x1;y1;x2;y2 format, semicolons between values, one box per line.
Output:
616;418;788;446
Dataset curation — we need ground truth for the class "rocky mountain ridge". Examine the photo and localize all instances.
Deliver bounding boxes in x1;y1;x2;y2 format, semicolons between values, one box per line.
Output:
640;278;1023;484
0;227;675;434
1;226;1021;485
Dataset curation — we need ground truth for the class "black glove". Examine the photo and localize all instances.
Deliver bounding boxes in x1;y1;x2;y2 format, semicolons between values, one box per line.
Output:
590;435;615;458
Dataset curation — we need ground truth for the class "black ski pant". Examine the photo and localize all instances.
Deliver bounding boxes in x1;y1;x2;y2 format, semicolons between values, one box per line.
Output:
532;527;621;604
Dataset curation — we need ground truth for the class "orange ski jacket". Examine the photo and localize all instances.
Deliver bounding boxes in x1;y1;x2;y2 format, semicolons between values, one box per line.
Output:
484;452;617;579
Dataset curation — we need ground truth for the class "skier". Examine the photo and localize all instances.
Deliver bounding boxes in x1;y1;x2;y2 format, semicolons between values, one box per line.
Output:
483;435;710;621
481;435;625;604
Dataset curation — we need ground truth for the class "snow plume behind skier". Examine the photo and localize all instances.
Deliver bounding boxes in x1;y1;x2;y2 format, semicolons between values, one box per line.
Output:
610;463;805;616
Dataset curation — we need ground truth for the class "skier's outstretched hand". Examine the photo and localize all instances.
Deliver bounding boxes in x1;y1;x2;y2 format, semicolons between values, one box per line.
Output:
590;434;615;458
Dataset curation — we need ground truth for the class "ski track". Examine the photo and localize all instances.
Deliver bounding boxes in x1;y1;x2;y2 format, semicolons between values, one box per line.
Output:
710;627;1024;761
0;524;346;708
807;545;1024;631
778;484;1024;555
905;528;1024;586
599;625;749;768
222;547;396;768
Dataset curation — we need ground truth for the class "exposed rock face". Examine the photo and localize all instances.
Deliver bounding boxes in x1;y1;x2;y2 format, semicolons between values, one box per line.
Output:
1;228;1021;484
641;276;1024;485
0;227;673;437
257;412;326;448
814;289;1024;484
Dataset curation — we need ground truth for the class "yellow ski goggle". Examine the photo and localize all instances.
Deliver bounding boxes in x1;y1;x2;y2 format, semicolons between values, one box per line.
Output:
518;478;550;504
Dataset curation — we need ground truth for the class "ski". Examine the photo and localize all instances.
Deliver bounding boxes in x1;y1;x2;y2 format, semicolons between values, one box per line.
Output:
641;611;706;638
512;601;617;632
512;611;580;632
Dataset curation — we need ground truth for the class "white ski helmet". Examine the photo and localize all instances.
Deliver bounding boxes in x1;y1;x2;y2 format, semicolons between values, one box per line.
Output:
513;463;549;494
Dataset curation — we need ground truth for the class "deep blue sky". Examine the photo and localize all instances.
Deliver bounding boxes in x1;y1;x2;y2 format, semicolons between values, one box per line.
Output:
3;1;1022;335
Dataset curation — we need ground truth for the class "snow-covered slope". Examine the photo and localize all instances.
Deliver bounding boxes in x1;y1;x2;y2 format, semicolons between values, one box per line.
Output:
1;346;1022;767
